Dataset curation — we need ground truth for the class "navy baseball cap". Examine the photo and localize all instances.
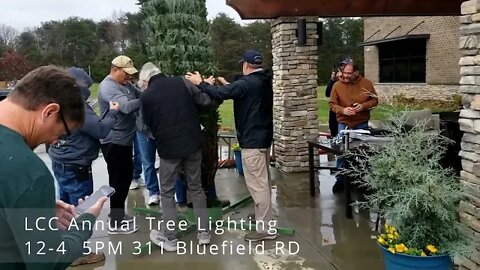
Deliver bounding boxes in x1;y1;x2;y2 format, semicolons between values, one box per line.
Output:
239;50;263;65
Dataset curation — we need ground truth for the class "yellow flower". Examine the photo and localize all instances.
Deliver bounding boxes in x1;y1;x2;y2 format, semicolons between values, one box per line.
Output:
387;233;394;239
426;244;438;253
394;232;400;239
231;143;241;151
395;244;408;253
388;247;395;254
421;252;427;257
378;237;386;245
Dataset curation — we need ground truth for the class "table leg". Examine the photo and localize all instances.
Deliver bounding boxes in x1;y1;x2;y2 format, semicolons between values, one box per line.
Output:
344;134;353;219
308;143;316;197
227;138;232;161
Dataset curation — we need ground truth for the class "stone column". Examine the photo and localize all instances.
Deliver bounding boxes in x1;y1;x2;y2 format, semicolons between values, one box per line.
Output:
458;1;480;269
271;17;319;173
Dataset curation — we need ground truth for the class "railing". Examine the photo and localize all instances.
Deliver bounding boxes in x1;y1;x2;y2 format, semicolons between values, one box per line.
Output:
218;133;237;168
217;133;276;168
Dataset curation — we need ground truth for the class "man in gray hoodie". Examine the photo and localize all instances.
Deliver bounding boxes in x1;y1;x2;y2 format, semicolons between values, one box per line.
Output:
47;67;118;266
98;55;141;234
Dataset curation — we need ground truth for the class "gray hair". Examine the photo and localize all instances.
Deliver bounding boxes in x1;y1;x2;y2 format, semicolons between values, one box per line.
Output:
138;62;161;90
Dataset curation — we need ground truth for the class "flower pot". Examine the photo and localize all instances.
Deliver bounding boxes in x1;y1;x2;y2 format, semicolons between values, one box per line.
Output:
379;245;452;270
233;150;244;176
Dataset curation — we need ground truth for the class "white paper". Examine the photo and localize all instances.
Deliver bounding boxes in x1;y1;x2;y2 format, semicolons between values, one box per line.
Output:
340;129;371;135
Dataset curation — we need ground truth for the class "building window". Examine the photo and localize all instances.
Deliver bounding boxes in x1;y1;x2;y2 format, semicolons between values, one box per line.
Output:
378;39;426;83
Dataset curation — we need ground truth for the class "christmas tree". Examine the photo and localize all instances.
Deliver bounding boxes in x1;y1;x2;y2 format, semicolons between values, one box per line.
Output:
141;0;220;201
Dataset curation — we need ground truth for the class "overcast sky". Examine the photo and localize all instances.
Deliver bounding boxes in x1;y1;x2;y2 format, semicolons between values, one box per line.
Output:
0;0;243;32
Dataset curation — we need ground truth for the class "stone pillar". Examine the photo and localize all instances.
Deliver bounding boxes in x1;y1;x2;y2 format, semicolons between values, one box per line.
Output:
271;17;319;173
458;1;480;269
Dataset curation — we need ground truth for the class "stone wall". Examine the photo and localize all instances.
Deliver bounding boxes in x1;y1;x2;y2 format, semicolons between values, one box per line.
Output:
374;84;459;101
271;17;319;173
458;1;480;269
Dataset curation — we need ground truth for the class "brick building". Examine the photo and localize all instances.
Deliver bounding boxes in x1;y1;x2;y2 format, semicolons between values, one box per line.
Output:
362;17;460;100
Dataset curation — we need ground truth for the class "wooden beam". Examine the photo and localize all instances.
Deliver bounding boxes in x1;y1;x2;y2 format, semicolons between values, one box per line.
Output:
226;0;463;19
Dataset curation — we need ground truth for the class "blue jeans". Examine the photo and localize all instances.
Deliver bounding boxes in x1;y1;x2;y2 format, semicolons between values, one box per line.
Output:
136;132;160;196
175;176;187;205
336;122;369;182
52;161;93;206
132;133;143;180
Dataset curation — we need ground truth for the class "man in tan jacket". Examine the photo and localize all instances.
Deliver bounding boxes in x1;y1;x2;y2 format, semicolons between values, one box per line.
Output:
329;60;378;192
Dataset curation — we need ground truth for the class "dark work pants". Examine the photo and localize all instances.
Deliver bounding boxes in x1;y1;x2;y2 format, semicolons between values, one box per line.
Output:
101;143;133;222
329;110;339;137
159;150;208;240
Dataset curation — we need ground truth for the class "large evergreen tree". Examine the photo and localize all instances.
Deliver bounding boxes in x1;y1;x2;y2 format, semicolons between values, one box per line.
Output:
141;0;220;201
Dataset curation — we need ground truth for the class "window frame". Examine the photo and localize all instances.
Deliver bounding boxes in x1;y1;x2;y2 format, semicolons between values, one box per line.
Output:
378;39;427;83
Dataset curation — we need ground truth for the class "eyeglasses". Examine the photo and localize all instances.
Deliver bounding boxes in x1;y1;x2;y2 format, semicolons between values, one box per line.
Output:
58;110;71;137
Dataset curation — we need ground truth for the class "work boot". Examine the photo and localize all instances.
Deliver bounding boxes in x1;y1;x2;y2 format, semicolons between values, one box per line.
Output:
70;252;105;267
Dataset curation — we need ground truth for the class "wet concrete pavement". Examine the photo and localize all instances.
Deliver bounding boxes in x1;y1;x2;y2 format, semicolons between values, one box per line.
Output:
37;151;384;270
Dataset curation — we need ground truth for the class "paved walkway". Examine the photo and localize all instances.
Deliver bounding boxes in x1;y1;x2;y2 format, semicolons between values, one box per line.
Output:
36;152;383;270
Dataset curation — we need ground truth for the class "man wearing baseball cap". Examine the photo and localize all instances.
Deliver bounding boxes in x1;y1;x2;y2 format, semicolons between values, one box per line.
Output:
239;49;264;65
98;55;141;234
186;49;275;242
112;55;138;75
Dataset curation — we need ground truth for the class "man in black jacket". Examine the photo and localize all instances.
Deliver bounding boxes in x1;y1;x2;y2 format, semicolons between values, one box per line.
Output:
186;50;276;242
140;64;214;252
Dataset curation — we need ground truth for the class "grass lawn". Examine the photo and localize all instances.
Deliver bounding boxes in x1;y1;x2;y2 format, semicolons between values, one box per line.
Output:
89;83;394;131
219;99;235;130
219;86;394;131
91;83;99;100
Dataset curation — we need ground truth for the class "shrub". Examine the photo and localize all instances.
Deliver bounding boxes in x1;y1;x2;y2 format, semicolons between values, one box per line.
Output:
344;113;474;258
391;94;462;112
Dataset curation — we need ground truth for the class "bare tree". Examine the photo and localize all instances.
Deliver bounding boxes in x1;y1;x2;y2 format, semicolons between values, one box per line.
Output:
0;24;19;47
108;10;129;53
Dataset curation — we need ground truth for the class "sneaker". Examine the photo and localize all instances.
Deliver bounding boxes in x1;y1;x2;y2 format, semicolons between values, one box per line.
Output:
70;252;105;266
108;214;135;224
177;203;188;213
108;226;138;235
108;220;138;235
197;231;211;245
150;229;178;252
123;214;135;223
148;195;160;205
136;177;146;186
244;232;277;242
130;181;140;190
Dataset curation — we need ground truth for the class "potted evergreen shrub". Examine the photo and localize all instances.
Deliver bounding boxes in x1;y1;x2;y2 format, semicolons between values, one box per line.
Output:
344;113;474;270
142;0;223;220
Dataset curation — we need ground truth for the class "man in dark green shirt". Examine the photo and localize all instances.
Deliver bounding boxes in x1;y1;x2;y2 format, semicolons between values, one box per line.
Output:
0;66;107;270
